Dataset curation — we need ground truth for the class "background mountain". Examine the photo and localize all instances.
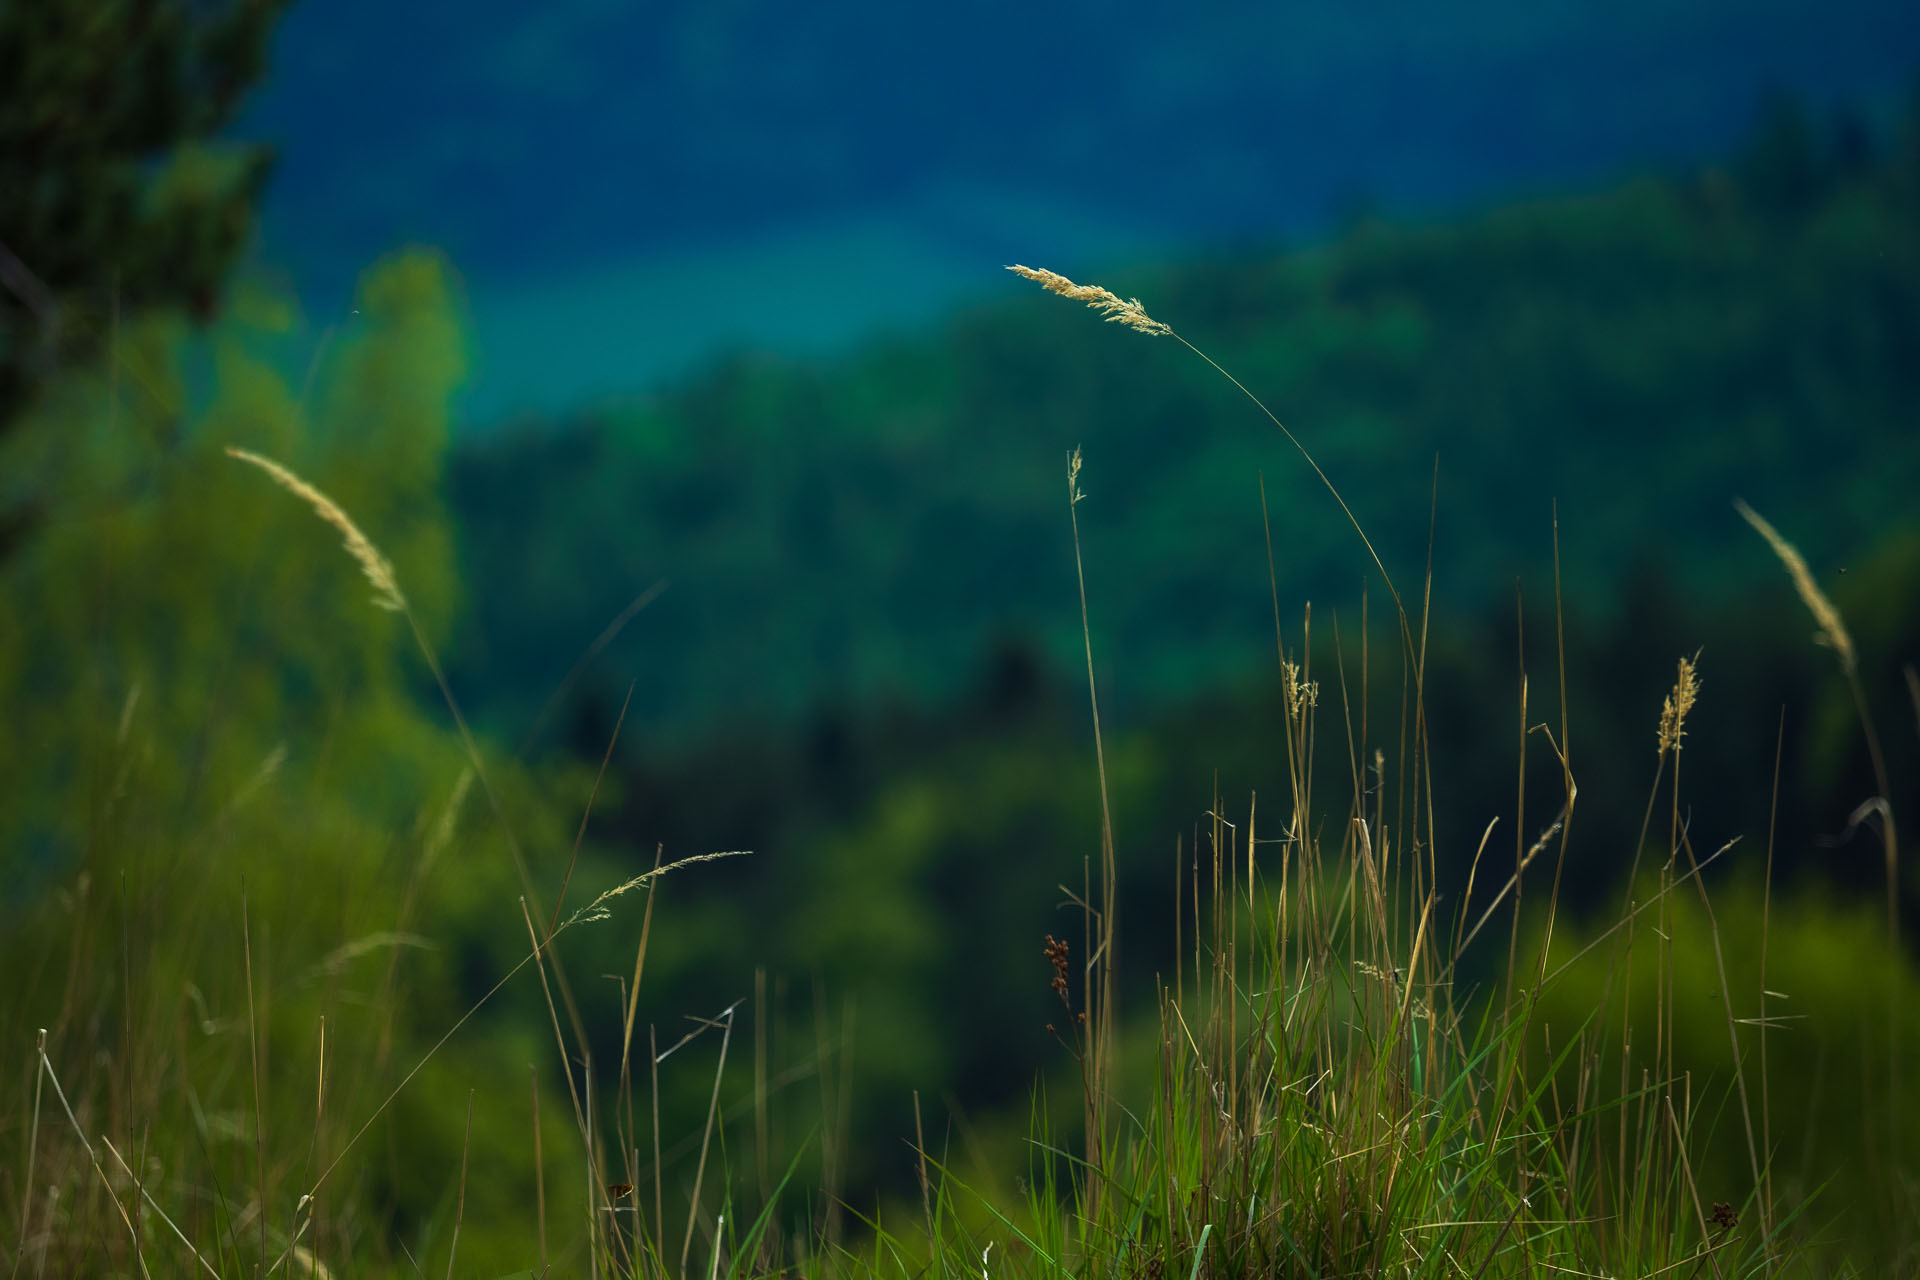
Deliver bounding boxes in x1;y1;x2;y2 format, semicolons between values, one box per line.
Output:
234;0;1920;417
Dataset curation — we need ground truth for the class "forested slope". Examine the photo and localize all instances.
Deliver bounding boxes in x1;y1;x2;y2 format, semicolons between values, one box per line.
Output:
449;98;1920;746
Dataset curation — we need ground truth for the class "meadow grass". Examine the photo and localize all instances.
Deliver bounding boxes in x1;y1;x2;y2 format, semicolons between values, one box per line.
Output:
5;269;1911;1278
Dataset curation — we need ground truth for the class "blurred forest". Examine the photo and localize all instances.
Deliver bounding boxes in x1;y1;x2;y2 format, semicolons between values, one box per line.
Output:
4;58;1920;1269
452;93;1920;744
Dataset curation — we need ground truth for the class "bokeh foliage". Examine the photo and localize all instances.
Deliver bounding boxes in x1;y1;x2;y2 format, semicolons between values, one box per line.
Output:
0;250;616;1272
0;0;292;456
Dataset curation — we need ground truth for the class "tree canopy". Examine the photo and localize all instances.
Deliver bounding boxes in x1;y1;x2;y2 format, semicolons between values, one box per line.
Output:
0;0;290;463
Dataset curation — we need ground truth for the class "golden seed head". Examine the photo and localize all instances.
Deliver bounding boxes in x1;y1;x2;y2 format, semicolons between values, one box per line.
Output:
1656;653;1701;757
226;446;406;613
1735;499;1855;676
1006;264;1171;337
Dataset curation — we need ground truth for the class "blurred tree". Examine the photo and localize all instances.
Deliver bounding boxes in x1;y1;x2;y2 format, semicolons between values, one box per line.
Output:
1735;91;1822;219
0;0;290;518
0;249;601;1271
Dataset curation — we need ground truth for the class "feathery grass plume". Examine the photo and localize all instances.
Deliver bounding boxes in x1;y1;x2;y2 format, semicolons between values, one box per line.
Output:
559;849;751;929
1735;498;1854;676
225;446;406;612
1656;653;1700;757
1006;264;1171;336
1013;255;1418;665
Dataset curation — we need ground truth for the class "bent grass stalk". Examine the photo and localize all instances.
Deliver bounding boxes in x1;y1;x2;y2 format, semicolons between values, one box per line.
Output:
1734;499;1895;937
227;429;746;1279
1736;498;1902;1165
225;446;600;1067
1008;265;1414;652
33;1032;150;1278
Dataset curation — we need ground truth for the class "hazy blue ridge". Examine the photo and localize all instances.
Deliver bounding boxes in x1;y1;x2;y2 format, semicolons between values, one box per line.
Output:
234;1;1920;418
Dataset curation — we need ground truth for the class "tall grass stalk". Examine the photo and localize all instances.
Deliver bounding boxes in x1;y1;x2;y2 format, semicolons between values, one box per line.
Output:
1064;447;1119;1221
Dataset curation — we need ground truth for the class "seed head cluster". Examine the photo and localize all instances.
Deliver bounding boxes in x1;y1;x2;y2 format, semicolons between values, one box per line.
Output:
1656;653;1700;757
1282;658;1319;724
1042;934;1084;1032
1006;264;1171;337
1043;934;1072;1005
